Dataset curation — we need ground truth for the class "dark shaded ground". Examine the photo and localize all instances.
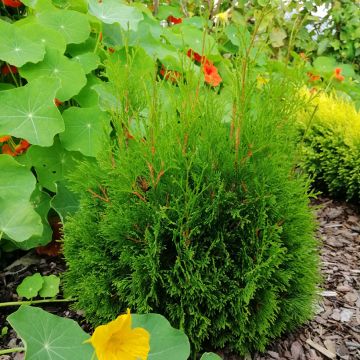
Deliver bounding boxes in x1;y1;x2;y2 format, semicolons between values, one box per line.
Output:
0;197;359;360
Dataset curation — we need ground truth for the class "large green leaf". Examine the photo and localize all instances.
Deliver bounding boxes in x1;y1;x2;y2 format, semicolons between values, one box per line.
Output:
313;56;337;73
0;155;42;242
88;0;144;31
20;49;87;101
132;313;190;360
0;199;42;242
7;306;93;360
73;74;102;107
37;9;91;44
51;181;80;222
24;139;84;192
200;353;222;360
178;25;219;56
15;185;52;250
71;52;100;74
0;20;45;67
0;155;36;201
60;106;111;157
18;22;67;54
0;77;64;146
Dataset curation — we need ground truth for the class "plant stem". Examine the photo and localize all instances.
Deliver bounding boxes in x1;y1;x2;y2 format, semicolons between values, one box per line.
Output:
0;298;74;308
0;347;24;355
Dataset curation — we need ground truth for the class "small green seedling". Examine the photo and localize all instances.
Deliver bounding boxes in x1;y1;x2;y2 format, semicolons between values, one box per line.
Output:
16;273;44;299
16;273;60;299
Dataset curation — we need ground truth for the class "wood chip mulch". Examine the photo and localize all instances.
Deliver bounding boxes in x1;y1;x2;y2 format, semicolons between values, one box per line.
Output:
0;197;359;360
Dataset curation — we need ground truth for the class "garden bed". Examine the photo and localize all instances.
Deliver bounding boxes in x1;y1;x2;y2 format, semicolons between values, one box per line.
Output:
0;197;359;360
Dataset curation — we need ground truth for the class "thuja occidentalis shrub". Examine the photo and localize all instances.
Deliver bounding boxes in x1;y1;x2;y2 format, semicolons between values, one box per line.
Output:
63;49;320;355
298;91;360;202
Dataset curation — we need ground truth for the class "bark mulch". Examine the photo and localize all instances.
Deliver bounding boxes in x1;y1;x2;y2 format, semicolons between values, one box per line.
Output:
0;197;359;360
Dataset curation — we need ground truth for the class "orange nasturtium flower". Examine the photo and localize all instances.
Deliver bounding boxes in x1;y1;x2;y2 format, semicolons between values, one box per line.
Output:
2;0;23;7
203;61;222;87
86;309;150;360
0;135;11;142
334;67;345;82
307;72;321;82
167;15;182;25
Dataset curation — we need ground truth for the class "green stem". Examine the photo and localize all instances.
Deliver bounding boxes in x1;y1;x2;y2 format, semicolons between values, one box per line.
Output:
0;347;24;355
0;298;74;308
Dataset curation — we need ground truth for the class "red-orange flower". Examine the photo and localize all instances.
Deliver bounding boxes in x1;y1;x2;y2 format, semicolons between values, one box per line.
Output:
159;65;181;83
203;61;222;87
1;65;18;76
167;15;182;24
334;67;345;82
307;72;320;82
54;98;63;107
15;139;30;155
299;52;308;61
187;49;204;63
1;144;16;156
0;135;11;142
2;0;22;7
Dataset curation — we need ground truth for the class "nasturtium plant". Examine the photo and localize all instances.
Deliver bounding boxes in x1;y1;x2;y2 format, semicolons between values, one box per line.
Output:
20;49;87;101
0;77;64;146
0;20;46;67
15;185;53;250
50;181;80;222
36;9;91;45
200;353;222;360
16;273;44;299
60;106;111;157
0;155;42;242
88;0;144;31
23;138;84;192
7;306;93;360
132;313;191;360
39;275;61;298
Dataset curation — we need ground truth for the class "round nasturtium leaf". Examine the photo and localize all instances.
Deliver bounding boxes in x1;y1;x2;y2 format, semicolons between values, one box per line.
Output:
200;353;223;360
0;199;43;242
0;20;45;67
51;181;80;222
313;56;337;73
15;186;53;250
24;138;84;192
132;313;190;360
71;52;100;74
7;306;94;360
16;273;44;299
39;275;60;298
88;0;144;31
73;73;102;107
20;49;87;101
60;106;111;157
36;9;91;44
0;155;37;201
19;23;67;54
0;77;64;146
0;155;42;242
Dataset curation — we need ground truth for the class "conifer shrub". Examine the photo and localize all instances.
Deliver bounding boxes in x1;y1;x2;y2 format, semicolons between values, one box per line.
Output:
63;50;320;355
298;92;360;201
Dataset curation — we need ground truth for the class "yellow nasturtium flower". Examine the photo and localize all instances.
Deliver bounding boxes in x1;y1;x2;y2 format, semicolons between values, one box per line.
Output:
86;309;150;360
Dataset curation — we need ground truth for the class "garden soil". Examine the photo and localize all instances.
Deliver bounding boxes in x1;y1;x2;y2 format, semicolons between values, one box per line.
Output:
0;197;359;360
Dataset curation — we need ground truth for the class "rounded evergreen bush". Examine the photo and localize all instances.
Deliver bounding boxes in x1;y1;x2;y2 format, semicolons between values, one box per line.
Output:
63;58;320;355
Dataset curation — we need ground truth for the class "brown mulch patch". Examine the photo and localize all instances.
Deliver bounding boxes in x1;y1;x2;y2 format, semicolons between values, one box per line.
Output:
0;197;359;360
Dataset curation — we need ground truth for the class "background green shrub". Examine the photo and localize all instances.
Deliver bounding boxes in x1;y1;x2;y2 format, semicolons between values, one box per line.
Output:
63;53;320;355
299;92;360;201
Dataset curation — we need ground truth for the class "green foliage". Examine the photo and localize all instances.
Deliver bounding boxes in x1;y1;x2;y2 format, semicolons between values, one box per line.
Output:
63;53;320;354
7;305;93;360
16;273;60;299
298;92;360;201
132;313;190;360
